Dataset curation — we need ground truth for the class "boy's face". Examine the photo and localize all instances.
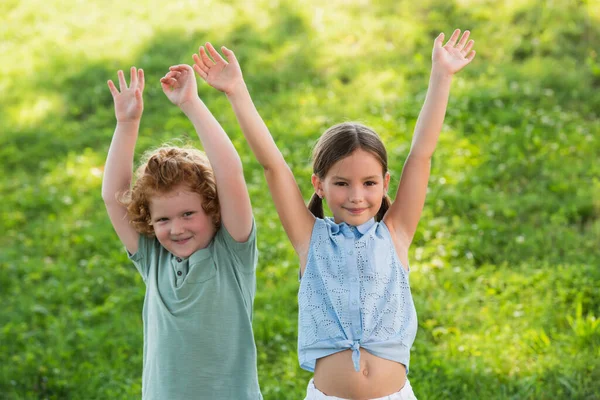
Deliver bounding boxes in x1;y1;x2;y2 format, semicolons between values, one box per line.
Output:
312;149;390;226
149;185;216;258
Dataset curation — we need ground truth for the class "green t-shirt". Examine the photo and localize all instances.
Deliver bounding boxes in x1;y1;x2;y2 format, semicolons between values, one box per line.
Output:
128;221;262;400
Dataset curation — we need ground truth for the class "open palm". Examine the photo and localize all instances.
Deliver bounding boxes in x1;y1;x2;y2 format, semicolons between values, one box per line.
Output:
193;43;244;95
107;67;144;122
433;29;476;75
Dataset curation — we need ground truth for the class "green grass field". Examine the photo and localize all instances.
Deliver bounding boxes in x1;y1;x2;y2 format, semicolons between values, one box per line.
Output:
1;0;599;399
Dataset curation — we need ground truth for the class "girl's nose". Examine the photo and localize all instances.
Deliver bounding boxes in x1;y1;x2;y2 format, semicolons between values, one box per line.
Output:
348;187;363;203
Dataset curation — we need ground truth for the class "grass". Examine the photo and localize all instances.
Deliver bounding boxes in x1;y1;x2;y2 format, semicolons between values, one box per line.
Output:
1;0;599;398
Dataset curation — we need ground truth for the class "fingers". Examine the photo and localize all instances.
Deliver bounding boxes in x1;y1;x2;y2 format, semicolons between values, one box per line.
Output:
462;40;475;56
466;50;476;62
192;53;209;74
160;73;179;87
107;80;118;97
205;42;226;64
168;64;193;75
138;68;145;93
456;30;470;50
199;46;215;68
117;70;127;91
434;32;445;48
221;46;237;63
444;29;461;48
159;75;177;90
129;66;138;88
193;63;208;80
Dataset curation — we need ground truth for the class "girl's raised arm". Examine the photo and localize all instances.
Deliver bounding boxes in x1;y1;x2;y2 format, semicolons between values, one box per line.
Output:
161;64;253;242
194;43;315;261
102;67;145;255
384;29;476;246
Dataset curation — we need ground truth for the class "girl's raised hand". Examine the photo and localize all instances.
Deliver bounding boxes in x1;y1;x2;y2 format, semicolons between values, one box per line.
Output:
107;67;145;122
160;64;199;107
432;29;476;75
193;43;244;95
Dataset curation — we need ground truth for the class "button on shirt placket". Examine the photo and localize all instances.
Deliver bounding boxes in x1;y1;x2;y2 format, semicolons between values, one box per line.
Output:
172;257;185;286
343;226;362;343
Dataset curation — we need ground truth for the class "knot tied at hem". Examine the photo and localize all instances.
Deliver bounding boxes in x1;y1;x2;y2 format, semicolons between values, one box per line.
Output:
351;340;361;371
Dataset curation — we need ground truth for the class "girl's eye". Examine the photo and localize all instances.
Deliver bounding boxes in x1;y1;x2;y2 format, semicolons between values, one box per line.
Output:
183;211;194;217
156;218;168;223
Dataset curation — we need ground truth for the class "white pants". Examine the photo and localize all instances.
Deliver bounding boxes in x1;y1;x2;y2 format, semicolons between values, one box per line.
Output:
303;378;417;400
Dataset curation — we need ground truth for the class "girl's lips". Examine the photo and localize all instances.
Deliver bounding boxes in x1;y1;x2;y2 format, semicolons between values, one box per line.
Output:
173;238;191;245
346;208;366;214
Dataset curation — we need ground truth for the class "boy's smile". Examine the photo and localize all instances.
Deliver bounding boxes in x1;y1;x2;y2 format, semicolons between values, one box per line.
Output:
149;185;216;258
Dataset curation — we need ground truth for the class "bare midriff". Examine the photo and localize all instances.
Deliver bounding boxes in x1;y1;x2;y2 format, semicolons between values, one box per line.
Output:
313;348;406;400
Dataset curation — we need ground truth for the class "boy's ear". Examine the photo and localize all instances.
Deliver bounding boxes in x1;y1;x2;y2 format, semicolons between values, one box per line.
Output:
311;174;323;197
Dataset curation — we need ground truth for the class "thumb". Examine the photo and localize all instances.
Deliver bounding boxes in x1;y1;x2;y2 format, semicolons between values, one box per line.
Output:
221;46;238;63
434;32;444;48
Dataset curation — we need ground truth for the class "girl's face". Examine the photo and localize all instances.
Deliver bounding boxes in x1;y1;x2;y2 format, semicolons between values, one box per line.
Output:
312;149;390;226
149;184;216;258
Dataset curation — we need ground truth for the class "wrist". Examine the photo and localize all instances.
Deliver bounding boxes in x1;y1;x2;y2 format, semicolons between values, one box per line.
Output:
430;66;454;82
116;119;141;126
225;81;248;99
178;97;203;114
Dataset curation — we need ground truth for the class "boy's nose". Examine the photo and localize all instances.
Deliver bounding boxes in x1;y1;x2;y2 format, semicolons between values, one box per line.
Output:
171;220;185;235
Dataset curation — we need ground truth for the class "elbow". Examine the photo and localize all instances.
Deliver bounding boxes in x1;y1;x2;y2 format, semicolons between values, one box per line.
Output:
407;151;433;163
101;186;122;205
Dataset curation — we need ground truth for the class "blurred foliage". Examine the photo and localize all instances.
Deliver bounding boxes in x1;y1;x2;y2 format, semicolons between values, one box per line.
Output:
1;0;599;399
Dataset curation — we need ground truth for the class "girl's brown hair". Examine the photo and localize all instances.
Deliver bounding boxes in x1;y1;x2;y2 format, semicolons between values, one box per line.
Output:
120;146;220;236
308;122;391;221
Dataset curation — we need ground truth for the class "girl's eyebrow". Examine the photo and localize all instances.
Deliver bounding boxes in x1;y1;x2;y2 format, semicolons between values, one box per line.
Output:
331;175;381;180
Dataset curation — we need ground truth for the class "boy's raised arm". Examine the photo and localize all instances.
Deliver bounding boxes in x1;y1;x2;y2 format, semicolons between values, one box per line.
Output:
102;67;145;255
193;43;315;260
160;64;253;242
384;29;476;246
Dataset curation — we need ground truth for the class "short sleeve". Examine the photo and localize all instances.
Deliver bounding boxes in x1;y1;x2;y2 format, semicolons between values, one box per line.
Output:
127;234;153;282
216;219;257;274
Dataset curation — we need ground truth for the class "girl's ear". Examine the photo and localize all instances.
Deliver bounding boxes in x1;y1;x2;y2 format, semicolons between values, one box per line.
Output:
383;172;391;194
311;174;323;198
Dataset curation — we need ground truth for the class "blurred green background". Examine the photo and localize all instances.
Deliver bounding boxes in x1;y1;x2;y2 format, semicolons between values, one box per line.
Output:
1;0;599;399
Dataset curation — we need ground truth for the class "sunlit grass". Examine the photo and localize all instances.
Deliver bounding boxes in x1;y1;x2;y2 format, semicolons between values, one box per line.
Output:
1;0;599;399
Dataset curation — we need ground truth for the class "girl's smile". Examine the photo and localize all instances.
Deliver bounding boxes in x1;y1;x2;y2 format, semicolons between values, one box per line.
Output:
313;149;390;226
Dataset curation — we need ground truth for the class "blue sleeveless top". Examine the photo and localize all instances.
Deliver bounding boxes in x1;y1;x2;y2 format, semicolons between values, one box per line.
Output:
298;217;418;373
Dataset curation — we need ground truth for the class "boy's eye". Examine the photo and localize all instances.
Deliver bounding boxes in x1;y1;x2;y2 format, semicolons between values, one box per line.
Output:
334;182;347;186
365;181;377;186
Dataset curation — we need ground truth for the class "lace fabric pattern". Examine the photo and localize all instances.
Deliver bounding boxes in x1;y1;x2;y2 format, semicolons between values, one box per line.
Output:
298;217;418;373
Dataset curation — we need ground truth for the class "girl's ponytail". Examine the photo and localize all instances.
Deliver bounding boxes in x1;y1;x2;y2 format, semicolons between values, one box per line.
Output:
376;194;392;222
307;193;324;219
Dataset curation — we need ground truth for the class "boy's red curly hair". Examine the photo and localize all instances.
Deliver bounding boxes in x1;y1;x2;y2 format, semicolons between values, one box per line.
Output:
120;146;220;236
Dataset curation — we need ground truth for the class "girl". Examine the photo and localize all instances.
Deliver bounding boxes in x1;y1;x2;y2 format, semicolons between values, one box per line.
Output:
193;29;475;399
102;64;262;399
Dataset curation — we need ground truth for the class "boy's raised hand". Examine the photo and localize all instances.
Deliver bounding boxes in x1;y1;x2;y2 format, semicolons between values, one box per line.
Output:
160;64;200;107
107;67;145;122
193;43;244;95
432;29;476;75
